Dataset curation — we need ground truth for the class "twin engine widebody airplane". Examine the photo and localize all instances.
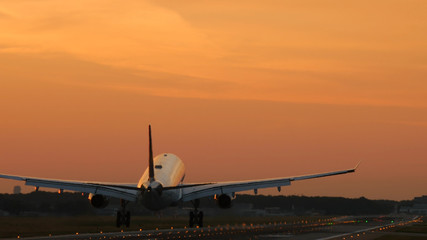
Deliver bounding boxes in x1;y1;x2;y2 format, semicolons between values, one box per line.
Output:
0;126;358;227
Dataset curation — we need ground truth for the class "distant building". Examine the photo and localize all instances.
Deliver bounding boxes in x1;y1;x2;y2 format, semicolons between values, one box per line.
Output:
414;195;427;204
400;195;427;214
411;195;427;214
13;186;21;194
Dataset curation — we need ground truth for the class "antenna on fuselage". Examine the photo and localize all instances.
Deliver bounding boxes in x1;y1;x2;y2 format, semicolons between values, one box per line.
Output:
148;125;155;182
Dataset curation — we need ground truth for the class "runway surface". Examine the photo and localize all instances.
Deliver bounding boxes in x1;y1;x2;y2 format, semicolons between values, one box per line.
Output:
7;215;420;240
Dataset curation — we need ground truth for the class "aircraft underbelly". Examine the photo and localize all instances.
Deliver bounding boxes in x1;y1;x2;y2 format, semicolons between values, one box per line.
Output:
141;189;180;210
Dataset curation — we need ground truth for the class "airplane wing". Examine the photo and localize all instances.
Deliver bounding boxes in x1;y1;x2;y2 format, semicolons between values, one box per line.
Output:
180;163;359;202
0;174;139;201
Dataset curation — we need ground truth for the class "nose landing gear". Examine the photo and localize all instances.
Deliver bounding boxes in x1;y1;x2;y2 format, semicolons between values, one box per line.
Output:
116;199;131;228
189;199;203;228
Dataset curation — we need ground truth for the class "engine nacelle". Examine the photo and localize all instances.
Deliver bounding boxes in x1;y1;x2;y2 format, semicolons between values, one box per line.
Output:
214;193;235;209
88;193;110;209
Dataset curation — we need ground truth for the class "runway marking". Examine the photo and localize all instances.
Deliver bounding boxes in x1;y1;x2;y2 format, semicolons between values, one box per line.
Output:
259;234;294;238
316;225;385;240
317;219;416;240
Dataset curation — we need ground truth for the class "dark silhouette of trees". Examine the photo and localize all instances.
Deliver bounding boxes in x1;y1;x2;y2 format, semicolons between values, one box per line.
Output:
0;192;94;216
0;192;397;216
234;195;396;215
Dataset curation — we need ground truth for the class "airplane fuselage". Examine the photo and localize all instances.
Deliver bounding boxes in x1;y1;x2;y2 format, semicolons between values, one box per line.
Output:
137;153;185;210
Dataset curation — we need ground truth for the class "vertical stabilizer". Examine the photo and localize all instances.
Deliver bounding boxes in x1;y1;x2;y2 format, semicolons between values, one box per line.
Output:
148;125;155;182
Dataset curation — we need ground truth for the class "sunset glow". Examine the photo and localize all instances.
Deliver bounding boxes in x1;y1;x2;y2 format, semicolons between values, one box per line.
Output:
1;0;426;200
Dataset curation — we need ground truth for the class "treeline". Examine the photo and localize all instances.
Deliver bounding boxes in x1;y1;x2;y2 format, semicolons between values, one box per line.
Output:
0;191;398;216
233;195;396;215
0;191;95;216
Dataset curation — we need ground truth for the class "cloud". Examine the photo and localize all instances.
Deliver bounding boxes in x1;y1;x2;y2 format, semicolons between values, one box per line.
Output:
0;6;12;18
0;1;222;73
0;0;427;108
0;52;239;102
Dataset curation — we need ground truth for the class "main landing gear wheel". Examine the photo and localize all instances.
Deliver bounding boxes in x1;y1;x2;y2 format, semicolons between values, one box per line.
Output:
125;211;131;227
116;211;121;228
189;199;204;228
116;199;131;228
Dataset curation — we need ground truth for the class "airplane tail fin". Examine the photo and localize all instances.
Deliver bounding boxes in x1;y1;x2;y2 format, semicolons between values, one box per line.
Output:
148;125;155;182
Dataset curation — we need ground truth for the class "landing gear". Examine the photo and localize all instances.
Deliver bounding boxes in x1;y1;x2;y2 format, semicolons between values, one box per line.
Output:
116;199;131;228
189;199;203;228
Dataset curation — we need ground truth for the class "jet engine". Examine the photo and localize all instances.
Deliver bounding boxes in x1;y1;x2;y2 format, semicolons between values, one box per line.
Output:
214;194;235;209
88;193;110;209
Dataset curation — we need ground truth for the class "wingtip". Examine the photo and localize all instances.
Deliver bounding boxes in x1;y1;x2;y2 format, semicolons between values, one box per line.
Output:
354;161;361;170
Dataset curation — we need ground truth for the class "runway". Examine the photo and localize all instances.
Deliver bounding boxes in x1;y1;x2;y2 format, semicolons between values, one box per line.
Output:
7;215;420;240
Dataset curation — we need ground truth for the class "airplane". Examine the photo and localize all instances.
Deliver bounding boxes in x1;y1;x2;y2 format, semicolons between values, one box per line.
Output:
0;125;359;228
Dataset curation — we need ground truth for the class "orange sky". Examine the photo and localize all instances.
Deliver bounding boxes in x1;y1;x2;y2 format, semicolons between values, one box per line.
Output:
0;0;427;200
